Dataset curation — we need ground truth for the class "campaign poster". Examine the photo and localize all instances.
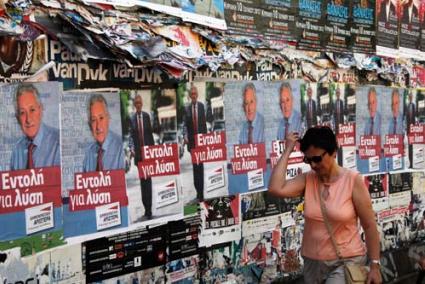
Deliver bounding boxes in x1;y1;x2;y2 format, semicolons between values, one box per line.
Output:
181;0;226;30
323;0;351;52
120;88;183;225
0;82;64;256
420;0;425;57
356;85;386;174
376;0;400;57
399;0;422;58
0;244;83;284
61;91;128;238
349;0;376;54
382;88;405;171
257;0;297;45
224;82;269;195
295;0;326;51
224;0;261;37
364;173;389;212
198;195;241;247
301;82;321;130
329;83;357;169
177;82;228;213
267;80;310;179
404;88;425;169
83;223;168;282
241;190;294;238
389;172;412;208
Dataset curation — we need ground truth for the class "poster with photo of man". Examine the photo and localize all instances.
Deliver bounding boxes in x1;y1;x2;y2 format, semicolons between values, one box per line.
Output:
0;82;64;256
389;172;412;208
177;82;228;212
404;88;425;169
301;82;321;130
356;85;386;174
265;80;309;180
120;88;183;225
224;81;268;195
61;91;129;238
329;83;357;169
382;88;406;171
399;0;422;58
376;0;400;57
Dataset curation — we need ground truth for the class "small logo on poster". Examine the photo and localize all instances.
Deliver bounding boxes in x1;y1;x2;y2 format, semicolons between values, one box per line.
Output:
25;202;54;235
95;202;121;231
155;180;178;209
206;166;225;192
247;169;264;191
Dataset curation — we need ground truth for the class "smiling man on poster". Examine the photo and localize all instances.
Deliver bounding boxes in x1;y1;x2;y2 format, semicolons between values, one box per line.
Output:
83;94;124;172
239;83;265;144
10;84;60;170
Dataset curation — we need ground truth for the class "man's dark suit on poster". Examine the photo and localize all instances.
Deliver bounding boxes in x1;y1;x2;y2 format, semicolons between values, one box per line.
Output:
402;3;419;23
185;101;207;201
378;0;397;23
333;98;344;132
130;111;154;218
306;98;318;129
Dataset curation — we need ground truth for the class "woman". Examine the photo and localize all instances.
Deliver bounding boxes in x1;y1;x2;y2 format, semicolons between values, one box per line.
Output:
268;127;382;284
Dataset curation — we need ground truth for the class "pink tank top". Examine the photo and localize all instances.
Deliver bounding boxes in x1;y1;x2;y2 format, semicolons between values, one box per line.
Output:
302;169;366;260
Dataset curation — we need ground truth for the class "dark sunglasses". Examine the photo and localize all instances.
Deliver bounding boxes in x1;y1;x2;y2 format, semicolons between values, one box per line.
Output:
303;152;327;164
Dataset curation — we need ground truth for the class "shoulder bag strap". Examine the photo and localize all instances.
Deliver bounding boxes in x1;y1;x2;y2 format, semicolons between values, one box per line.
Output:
318;183;343;260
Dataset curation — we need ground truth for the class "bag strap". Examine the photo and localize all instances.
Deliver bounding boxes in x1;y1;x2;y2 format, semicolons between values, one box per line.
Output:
318;182;343;260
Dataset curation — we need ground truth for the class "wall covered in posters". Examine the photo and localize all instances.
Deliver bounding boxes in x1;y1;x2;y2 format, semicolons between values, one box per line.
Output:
0;80;424;283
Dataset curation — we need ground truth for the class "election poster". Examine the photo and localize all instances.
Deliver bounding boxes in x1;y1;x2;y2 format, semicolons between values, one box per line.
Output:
356;85;386;174
198;195;241;247
323;0;351;53
83;223;168;282
398;0;422;58
382;88;406;171
405;88;425;169
0;82;64;256
328;83;357;169
296;0;327;51
61;91;129;238
181;0;227;30
224;82;269;195
376;0;400;57
420;0;425;57
349;0;376;54
267;80;310;179
389;172;412;208
177;82;228;213
120;88;183;225
364;173;389;212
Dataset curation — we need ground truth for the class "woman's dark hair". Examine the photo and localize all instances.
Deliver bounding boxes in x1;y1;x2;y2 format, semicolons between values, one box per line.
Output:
300;126;338;154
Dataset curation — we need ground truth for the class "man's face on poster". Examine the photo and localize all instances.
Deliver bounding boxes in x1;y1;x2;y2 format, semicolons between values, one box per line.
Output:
190;86;198;104
336;87;341;99
243;88;257;122
17;90;43;140
368;90;377;118
391;92;400;117
134;95;143;113
90;101;110;145
280;87;293;119
307;86;313;98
